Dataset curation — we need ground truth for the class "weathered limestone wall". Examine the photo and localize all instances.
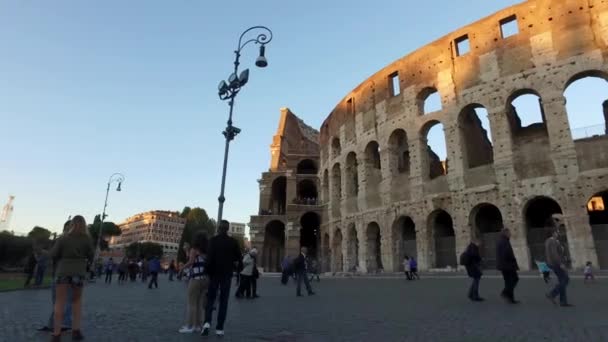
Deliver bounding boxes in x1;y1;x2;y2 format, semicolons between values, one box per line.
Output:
319;0;608;272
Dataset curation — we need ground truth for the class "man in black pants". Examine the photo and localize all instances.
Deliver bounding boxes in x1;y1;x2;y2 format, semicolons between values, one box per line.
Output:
201;220;242;338
463;238;484;302
294;247;315;297
496;228;520;304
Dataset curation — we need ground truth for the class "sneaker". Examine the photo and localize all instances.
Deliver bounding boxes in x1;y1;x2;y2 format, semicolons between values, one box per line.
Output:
201;323;210;336
37;326;51;332
178;326;195;334
216;330;224;337
72;330;84;341
545;293;557;305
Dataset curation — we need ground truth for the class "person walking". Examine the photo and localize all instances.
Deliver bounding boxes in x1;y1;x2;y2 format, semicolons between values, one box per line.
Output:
179;233;209;333
141;259;149;283
280;255;293;285
545;228;573;307
584;261;595;283
118;258;128;284
37;221;73;333
409;257;419;280
24;250;37;287
148;256;161;289
496;228;520;304
294;247;315;297
403;256;412;280
235;249;255;299
168;260;177;281
104;258;114;284
49;215;94;342
201;220;242;337
250;247;260;297
34;248;49;286
463;238;484;302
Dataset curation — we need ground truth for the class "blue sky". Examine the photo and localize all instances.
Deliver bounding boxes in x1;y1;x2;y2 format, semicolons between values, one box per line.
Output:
1;1;606;235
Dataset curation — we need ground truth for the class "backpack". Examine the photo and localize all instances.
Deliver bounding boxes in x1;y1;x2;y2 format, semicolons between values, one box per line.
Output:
459;250;470;266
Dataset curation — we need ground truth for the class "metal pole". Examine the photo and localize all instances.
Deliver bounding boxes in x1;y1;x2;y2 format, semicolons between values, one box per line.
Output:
95;181;111;260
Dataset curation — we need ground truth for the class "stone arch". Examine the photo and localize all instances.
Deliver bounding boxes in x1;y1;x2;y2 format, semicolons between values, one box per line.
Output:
459;104;494;168
366;222;383;272
322;232;331;272
469;203;503;269
332;229;343;272
418;87;442;115
392;216;416;271
421;120;448;179
524;196;570;268
269;176;286;215
563;70;608;140
297;179;318;204
429;209;456;268
331;163;342;217
587;190;608;269
387;129;410;176
263;220;285;272
300;212;320;259
331;137;342;159
322;169;329;203
346;223;359;272
345;152;359;197
297;159;317;175
506;89;553;179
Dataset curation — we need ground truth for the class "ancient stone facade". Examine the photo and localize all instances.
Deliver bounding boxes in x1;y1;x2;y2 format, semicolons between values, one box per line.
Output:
249;108;323;272
317;0;608;272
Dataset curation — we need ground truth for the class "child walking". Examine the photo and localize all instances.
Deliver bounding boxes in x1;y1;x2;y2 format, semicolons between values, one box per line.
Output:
584;261;595;283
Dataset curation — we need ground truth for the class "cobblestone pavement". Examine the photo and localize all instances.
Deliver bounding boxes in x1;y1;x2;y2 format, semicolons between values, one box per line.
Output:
2;274;608;342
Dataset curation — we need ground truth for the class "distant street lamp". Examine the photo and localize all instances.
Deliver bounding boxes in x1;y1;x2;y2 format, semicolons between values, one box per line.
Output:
95;173;125;259
216;26;273;224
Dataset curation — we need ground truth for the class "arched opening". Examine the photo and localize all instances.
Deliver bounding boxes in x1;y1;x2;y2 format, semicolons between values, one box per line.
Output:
364;141;381;170
331;137;342;158
331;163;342;217
346;224;359;272
459;104;494;168
419;87;443;115
322;169;329;204
387;129;410;176
332;229;343;272
366;222;383;272
507;90;553;178
524;196;569;268
322;233;330;272
296;179;318;205
470;204;503;269
422;121;448;179
269;176;286;215
430;210;456;268
588;190;608;269
263;220;285;272
300;212;320;259
564;72;608;140
345;152;359;197
297;159;317;175
392;216;416;271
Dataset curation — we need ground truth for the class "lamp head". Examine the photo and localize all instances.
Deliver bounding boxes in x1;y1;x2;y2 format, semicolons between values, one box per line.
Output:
218;80;228;96
255;45;268;68
238;69;249;87
116;182;122;192
228;73;239;88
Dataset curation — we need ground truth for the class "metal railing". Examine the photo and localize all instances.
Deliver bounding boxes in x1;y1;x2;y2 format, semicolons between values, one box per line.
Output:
571;124;607;140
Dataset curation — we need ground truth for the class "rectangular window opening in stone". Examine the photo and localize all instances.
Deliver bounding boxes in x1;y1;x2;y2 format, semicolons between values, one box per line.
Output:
455;34;470;56
346;97;355;115
500;15;519;38
389;72;400;97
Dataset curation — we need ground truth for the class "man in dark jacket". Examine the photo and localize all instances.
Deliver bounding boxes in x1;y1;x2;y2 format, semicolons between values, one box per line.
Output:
202;220;242;337
464;238;484;302
496;228;520;304
545;227;572;307
294;247;315;296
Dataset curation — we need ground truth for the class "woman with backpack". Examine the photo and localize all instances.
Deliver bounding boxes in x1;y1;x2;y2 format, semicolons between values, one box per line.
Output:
178;232;209;334
461;238;484;302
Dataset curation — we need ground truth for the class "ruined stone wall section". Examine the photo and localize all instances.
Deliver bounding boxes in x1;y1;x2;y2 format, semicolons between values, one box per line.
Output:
318;0;608;272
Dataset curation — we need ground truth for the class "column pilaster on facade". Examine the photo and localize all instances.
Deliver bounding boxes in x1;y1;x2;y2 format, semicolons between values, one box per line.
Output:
541;93;580;178
487;107;517;187
443;120;466;191
408;137;425;199
563;208;599;269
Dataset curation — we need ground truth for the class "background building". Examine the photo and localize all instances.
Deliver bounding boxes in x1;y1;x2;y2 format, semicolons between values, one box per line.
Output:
229;222;246;239
109;210;186;262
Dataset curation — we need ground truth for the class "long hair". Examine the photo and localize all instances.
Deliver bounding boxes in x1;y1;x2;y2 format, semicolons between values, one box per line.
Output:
191;231;208;254
70;215;88;235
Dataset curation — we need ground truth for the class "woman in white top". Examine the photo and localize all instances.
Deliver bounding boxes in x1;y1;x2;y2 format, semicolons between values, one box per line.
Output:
178;232;209;333
235;249;256;298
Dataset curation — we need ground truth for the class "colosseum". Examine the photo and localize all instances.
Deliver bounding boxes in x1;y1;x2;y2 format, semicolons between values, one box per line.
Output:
250;0;608;273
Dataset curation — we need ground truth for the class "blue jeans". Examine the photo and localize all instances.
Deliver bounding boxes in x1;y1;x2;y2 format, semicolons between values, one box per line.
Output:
468;277;480;299
549;265;569;305
48;281;73;328
35;266;46;286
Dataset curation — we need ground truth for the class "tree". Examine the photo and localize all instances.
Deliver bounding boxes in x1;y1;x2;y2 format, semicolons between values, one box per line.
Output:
27;226;52;242
177;207;216;262
0;230;32;267
125;242;163;260
88;215;121;250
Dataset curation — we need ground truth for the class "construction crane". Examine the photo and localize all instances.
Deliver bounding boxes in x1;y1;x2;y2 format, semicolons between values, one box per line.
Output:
0;195;15;230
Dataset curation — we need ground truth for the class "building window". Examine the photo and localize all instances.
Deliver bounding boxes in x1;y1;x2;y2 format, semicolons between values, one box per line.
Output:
588;197;605;212
455;34;470;56
346;97;355;115
500;15;519;38
389;72;400;97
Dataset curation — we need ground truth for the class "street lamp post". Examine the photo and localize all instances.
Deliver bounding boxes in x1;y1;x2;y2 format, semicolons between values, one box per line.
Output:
95;173;125;259
216;26;273;224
